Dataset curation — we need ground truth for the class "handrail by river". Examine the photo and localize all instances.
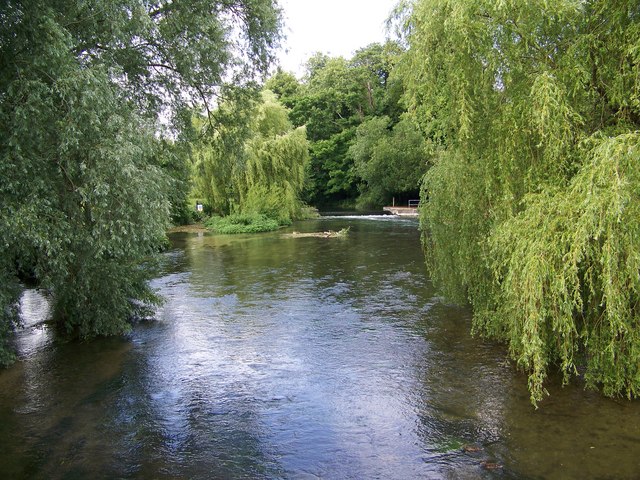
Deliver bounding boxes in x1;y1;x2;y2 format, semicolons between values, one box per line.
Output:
383;200;420;217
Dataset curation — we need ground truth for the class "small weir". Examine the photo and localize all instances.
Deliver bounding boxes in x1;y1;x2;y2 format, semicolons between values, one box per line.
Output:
383;199;420;216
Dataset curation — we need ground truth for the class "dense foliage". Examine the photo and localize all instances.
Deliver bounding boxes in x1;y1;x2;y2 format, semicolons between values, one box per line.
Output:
205;213;281;234
5;0;637;407
349;115;427;208
0;0;281;364
193;90;310;224
268;42;413;208
401;0;640;403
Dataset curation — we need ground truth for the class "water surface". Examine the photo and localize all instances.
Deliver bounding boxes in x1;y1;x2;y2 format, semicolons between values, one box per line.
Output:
1;217;638;479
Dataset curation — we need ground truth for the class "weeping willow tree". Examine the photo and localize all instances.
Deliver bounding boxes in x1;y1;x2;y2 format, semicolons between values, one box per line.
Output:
193;90;310;223
400;0;640;404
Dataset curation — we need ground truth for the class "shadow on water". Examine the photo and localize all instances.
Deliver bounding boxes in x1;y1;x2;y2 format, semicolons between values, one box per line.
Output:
0;216;639;479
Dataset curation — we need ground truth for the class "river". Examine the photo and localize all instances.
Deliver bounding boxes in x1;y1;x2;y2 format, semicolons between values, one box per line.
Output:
0;216;638;479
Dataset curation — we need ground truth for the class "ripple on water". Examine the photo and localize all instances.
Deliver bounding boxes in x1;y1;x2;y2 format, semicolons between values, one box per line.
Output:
2;217;640;479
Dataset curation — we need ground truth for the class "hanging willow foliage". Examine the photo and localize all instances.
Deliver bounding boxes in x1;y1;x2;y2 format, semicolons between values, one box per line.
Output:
193;90;310;222
401;0;640;403
489;134;640;402
243;126;309;222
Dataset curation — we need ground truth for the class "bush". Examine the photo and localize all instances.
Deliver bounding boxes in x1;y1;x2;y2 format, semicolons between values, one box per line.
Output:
205;213;280;234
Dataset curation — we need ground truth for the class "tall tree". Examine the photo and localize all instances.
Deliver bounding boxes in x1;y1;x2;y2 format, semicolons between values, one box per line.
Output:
349;115;428;208
276;43;406;207
265;69;301;110
0;0;281;364
193;90;310;223
350;41;406;121
401;0;640;403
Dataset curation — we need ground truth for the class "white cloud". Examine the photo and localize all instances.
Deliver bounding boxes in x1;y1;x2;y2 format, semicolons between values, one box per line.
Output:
277;0;398;76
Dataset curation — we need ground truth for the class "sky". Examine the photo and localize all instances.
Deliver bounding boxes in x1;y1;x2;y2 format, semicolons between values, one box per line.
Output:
276;0;399;77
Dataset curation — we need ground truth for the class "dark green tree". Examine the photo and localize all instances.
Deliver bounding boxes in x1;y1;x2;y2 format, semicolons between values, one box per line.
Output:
0;0;281;363
275;43;406;207
349;115;428;208
266;69;302;110
350;41;406;121
155;139;194;226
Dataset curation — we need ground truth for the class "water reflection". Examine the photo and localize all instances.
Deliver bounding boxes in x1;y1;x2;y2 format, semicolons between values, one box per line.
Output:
0;217;639;479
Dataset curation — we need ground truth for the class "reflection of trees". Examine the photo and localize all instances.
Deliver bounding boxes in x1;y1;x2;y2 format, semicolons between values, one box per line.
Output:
411;302;521;475
0;326;131;478
152;217;440;477
176;218;417;305
412;301;640;478
495;369;640;479
3;219;639;478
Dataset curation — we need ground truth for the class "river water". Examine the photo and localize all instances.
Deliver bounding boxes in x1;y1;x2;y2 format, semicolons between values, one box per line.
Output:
0;216;639;479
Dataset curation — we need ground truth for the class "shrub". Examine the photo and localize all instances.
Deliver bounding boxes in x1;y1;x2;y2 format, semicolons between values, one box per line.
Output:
205;213;280;234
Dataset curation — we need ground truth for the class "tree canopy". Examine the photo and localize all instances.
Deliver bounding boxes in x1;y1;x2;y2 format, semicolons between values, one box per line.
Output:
0;0;282;363
267;42;412;207
192;90;310;225
349;115;427;208
400;0;640;404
